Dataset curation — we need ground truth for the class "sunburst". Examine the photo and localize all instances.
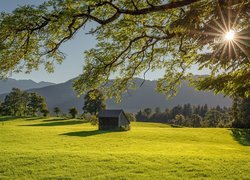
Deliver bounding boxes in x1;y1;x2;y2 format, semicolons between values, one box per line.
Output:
225;30;235;41
212;1;249;59
193;1;250;62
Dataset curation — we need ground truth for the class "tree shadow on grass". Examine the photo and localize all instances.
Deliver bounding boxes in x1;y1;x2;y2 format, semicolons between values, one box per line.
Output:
42;118;68;122
21;120;85;127
26;117;45;121
60;130;114;137
0;116;25;121
231;129;250;146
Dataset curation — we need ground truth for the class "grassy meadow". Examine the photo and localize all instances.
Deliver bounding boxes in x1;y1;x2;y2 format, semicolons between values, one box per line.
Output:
0;116;249;179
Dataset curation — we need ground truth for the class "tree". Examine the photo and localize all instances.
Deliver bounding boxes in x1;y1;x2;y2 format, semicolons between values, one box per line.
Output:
174;114;185;126
69;107;78;118
0;88;48;117
83;89;106;115
28;93;47;116
135;110;145;122
125;112;136;122
155;107;161;114
190;114;202;127
0;1;249;99
2;88;28;116
183;104;193;117
171;105;183;119
232;98;250;128
41;108;50;117
143;108;152;118
0;101;3;116
204;110;222;127
54;107;61;117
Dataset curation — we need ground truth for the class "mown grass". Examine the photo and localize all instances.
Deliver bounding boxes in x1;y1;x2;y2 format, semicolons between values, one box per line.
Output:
0;117;249;179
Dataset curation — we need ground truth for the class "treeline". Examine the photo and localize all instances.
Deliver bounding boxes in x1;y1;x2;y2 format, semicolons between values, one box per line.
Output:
0;88;49;117
136;104;234;127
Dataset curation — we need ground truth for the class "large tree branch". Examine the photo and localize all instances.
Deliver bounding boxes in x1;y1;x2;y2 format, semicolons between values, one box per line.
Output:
75;0;200;25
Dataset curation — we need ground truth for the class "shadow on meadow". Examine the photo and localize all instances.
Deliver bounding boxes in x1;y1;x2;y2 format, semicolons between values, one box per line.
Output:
60;130;114;137
0;116;25;121
26;117;45;121
42;118;69;122
231;129;250;146
21;119;86;126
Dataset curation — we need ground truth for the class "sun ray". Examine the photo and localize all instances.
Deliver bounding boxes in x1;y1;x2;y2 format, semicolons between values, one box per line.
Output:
233;40;250;57
234;38;250;47
220;42;228;62
236;35;250;40
212;19;227;34
230;40;239;60
228;40;232;61
211;42;225;60
231;1;244;29
227;0;231;30
217;0;228;32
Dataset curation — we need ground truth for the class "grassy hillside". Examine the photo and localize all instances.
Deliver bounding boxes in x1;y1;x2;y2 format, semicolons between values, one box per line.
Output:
0;117;249;179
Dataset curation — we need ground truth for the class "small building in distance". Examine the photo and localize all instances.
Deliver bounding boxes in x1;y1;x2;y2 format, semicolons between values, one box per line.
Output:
98;109;130;130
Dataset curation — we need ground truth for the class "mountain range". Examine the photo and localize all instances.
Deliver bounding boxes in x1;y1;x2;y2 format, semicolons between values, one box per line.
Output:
0;78;231;113
0;78;55;94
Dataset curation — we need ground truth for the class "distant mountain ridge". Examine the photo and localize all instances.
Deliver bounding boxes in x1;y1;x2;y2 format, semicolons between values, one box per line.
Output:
0;77;231;113
0;78;55;94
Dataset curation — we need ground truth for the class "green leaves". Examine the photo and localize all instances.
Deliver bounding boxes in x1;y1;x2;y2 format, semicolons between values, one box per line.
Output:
0;0;249;99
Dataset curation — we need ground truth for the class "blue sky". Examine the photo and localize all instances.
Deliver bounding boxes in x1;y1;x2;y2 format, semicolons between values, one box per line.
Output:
0;0;209;83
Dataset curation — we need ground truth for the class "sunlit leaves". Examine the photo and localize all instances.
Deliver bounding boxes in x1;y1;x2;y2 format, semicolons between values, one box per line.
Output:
0;0;249;99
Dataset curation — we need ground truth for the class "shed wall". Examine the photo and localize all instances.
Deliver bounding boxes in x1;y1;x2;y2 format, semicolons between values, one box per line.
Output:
119;113;129;126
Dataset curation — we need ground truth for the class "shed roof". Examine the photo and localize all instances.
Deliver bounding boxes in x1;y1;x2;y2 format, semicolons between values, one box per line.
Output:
98;109;124;118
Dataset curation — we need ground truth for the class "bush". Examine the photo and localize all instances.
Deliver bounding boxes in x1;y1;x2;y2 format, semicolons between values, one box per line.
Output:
125;112;136;122
120;125;131;131
82;113;98;126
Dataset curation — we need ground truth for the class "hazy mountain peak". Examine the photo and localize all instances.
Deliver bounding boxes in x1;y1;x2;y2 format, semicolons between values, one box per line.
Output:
0;78;55;94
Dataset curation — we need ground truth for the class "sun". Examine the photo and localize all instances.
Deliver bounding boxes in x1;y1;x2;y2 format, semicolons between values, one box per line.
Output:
225;30;235;41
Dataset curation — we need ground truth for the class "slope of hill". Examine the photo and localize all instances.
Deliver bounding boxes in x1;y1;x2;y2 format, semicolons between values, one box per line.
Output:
0;78;231;113
0;117;249;179
0;78;55;94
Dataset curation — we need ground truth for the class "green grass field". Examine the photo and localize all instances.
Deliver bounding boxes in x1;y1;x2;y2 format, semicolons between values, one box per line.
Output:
0;117;249;179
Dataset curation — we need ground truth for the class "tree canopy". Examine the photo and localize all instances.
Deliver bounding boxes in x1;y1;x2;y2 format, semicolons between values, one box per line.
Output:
0;0;249;99
83;89;106;115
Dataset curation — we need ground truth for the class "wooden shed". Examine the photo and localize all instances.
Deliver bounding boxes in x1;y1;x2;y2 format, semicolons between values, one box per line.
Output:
98;109;130;130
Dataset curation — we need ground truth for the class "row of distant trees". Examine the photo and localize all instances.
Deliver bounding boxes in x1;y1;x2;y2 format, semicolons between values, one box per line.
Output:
0;88;49;117
1;88;249;128
53;106;78;118
0;88;79;118
136;100;250;128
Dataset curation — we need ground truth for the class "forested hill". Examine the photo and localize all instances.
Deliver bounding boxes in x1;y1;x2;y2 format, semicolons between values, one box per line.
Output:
0;78;231;113
0;78;55;94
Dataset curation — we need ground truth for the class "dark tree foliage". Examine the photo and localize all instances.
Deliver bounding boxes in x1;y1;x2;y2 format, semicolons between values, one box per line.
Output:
143;108;152;118
1;88;48;117
83;89;106;115
54;107;61;117
232;98;250;128
28;92;47;116
203;110;223;127
0;101;3;116
183;103;192;117
125;112;136;122
171;105;183;119
69;107;78;118
41;108;50;117
190;114;202;127
135;103;233;127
